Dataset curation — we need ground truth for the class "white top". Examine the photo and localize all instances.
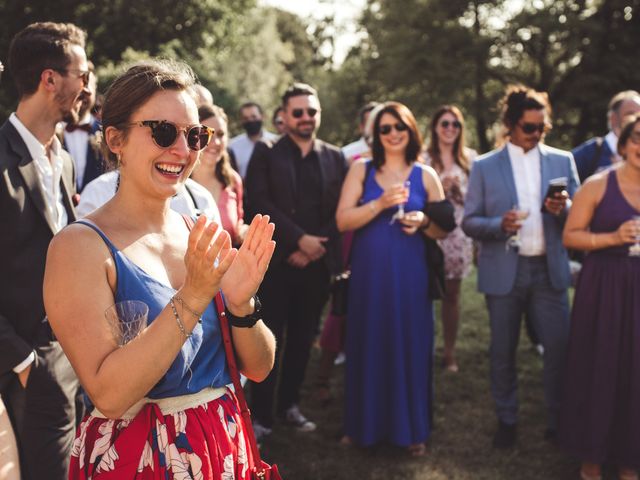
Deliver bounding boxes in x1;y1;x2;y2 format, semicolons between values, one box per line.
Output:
507;142;545;256
229;130;278;178
9;113;68;232
63;113;95;190
77;171;221;223
341;137;369;162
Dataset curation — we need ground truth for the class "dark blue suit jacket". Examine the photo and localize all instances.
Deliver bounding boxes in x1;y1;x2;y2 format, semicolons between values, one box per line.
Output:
572;136;614;183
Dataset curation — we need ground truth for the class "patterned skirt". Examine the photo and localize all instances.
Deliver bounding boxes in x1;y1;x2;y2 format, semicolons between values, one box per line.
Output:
69;389;253;479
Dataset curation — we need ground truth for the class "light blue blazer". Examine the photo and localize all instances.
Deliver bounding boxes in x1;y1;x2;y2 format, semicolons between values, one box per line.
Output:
462;144;580;296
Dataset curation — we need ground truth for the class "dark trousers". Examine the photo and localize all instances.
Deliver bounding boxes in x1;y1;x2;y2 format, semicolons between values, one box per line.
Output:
485;255;569;429
251;260;330;427
1;341;79;480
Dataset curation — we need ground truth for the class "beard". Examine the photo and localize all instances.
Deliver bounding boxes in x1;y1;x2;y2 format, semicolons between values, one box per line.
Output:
291;121;316;139
56;88;83;124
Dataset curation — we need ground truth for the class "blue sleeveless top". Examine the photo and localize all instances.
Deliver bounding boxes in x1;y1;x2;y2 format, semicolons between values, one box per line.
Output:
77;220;231;399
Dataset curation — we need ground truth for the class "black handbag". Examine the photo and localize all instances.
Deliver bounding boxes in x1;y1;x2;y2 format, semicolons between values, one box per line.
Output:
424;237;446;300
330;270;350;316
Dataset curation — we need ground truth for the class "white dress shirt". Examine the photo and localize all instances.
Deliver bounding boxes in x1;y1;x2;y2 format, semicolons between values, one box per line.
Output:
9;113;68;232
507;142;545;256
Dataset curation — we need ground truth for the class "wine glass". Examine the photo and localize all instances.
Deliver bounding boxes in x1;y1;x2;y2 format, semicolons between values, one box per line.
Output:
629;215;640;257
105;300;149;346
389;180;411;225
506;205;530;251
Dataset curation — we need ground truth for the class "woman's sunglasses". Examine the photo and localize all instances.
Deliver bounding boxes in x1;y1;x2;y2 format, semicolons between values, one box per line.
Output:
518;122;547;134
129;120;214;151
439;120;461;129
291;108;318;119
379;122;408;135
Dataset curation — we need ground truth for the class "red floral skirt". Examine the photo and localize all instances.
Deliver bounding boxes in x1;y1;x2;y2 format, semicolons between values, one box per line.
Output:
69;390;253;479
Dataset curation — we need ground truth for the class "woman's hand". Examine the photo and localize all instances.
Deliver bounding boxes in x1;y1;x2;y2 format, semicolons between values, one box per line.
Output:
399;210;426;235
221;214;276;314
377;184;409;210
616;218;640;245
183;216;237;303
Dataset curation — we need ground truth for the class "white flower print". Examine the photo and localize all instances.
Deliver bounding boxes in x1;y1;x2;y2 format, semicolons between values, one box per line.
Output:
189;453;204;480
237;432;248;478
221;454;235;480
174;410;188;435
96;443;119;473
137;441;154;473
156;421;169;452
165;443;191;480
89;420;115;465
71;417;91;469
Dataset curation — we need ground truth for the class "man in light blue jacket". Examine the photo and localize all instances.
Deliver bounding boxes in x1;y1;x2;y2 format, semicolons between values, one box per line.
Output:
462;85;579;449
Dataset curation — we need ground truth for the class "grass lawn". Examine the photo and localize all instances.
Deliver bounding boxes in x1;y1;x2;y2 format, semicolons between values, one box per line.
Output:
256;270;585;479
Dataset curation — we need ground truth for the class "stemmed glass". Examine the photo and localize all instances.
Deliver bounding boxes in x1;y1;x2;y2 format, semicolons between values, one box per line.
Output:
105;300;149;346
506;205;530;251
629;215;640;257
389;180;411;225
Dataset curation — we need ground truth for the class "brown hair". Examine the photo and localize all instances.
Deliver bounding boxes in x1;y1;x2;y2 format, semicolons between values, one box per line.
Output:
617;114;640;157
101;59;196;168
497;85;552;146
8;22;86;98
371;101;423;170
426;105;470;175
198;104;235;188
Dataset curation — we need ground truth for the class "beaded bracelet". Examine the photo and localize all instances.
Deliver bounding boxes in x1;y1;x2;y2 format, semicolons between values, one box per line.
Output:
173;294;203;323
169;297;192;339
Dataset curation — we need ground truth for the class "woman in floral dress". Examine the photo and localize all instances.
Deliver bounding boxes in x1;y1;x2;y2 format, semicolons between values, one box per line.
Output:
43;59;276;479
423;105;476;372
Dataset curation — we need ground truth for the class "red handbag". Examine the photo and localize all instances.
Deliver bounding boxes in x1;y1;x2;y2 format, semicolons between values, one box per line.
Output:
213;293;283;480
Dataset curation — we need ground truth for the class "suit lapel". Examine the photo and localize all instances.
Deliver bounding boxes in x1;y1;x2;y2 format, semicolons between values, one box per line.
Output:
539;144;550;199
5;122;59;235
497;146;518;206
60;155;77;222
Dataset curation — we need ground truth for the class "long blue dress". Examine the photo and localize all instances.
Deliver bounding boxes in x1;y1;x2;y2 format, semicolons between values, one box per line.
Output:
344;161;434;447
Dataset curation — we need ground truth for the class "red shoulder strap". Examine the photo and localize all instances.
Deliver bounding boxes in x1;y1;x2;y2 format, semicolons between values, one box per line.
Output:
182;214;265;475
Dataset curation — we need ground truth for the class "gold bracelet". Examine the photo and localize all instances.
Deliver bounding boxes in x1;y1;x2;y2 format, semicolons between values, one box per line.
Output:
368;200;378;215
169;297;192;339
590;233;596;249
173;294;203;323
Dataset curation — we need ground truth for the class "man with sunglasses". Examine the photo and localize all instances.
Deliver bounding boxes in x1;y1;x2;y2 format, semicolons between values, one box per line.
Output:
245;83;347;437
0;22;89;479
572;90;640;183
463;85;579;449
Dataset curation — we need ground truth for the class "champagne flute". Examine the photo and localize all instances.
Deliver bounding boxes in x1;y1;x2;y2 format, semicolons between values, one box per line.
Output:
105;300;149;346
629;215;640;257
506;205;530;251
389;180;411;225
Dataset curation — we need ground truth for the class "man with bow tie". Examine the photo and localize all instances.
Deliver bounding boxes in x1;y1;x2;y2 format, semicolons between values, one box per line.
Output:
60;61;105;193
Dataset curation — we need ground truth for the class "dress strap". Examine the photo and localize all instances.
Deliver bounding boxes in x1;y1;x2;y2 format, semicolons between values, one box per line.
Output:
74;220;118;256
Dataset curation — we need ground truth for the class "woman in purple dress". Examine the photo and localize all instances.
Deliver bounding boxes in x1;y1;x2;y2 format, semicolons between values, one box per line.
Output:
560;115;640;480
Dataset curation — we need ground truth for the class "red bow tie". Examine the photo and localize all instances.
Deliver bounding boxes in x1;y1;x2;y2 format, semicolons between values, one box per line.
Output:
65;123;92;133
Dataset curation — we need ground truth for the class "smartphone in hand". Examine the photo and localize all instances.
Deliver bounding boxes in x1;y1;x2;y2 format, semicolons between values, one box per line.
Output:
541;177;568;213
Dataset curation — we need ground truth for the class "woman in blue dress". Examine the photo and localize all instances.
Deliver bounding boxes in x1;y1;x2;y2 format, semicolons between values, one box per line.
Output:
336;102;446;456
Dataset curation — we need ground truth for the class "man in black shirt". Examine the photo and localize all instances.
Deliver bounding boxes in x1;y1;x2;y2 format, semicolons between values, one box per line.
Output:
246;83;347;436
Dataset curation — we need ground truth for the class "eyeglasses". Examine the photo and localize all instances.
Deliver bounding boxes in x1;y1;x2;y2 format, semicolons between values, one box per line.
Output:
379;122;408;135
291;108;318;119
439;120;461;129
518;122;547;134
129;120;214;151
56;68;90;86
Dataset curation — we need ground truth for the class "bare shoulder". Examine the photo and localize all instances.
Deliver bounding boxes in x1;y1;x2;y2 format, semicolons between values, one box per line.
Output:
416;162;440;182
574;167;611;205
416;163;445;200
47;220;113;274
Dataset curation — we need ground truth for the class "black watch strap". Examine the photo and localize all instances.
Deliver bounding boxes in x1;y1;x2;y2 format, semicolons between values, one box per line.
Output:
224;295;262;328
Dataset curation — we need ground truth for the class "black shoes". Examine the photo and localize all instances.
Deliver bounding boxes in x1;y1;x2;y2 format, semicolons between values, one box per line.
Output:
492;420;517;448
